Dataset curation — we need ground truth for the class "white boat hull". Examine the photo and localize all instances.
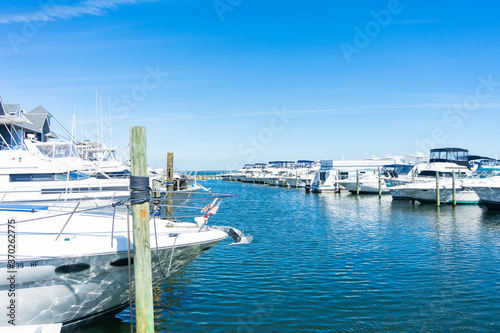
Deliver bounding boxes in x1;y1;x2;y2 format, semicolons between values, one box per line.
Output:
0;209;227;327
397;186;480;204
338;181;390;194
471;186;500;210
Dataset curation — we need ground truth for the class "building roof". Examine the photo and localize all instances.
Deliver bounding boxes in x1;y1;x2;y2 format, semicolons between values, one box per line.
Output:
28;105;53;117
4;104;21;115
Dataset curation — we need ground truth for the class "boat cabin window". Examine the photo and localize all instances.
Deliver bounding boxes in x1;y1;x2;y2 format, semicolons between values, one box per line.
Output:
418;170;455;178
320;172;327;182
10;173;53;182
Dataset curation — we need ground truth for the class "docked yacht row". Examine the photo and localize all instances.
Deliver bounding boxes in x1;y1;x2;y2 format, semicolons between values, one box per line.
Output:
0;98;252;330
225;147;500;210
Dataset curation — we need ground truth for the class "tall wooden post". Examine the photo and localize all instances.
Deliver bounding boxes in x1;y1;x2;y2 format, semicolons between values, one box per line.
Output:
337;170;342;193
130;126;154;333
378;169;382;198
436;171;441;206
356;170;360;195
166;152;174;217
452;171;457;206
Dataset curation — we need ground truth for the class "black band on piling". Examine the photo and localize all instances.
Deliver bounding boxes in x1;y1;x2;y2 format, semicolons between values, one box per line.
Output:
130;176;151;204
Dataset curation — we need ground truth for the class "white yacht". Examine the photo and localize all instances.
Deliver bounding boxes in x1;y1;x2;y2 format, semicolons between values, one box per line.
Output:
466;165;500;210
243;163;267;183
393;148;480;204
0;140;131;203
284;160;320;188
234;164;254;182
76;141;130;179
261;161;295;186
0;197;251;328
311;156;405;193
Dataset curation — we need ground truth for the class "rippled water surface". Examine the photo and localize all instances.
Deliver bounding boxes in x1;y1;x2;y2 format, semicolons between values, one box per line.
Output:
76;180;500;332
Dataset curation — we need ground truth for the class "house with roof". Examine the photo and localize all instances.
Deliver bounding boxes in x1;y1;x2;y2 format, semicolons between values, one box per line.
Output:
0;96;57;150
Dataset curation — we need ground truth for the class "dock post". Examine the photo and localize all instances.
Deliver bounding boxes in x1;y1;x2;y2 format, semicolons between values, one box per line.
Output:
436;171;440;206
378;169;382;198
356;170;360;195
412;169;415;183
166;152;174;217
452;171;456;206
130;126;154;333
337;170;341;193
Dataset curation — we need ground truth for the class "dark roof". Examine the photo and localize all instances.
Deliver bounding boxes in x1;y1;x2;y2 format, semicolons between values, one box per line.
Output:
430;147;469;152
469;155;495;161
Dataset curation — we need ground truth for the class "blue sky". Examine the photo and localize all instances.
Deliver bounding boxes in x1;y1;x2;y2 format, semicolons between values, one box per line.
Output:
1;0;500;169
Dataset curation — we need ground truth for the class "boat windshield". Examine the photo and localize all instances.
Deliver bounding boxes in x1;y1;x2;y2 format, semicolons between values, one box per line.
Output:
381;164;414;176
37;143;79;159
296;160;314;168
471;168;500;179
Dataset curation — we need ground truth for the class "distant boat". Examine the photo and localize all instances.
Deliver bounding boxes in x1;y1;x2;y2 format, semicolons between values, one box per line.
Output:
284;160;320;188
311;156;406;193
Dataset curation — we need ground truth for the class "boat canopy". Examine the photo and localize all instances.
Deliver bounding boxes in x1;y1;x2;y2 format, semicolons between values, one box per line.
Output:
429;148;469;167
35;142;79;159
254;163;267;168
268;161;295;168
296;160;315;168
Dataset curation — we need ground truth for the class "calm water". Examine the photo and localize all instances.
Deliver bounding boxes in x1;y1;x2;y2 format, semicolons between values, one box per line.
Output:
74;180;499;332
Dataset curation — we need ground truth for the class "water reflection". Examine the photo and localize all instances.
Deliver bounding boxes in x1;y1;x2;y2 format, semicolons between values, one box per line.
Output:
68;181;500;332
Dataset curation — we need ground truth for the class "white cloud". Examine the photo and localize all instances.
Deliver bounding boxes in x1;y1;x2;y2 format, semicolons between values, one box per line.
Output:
0;0;157;24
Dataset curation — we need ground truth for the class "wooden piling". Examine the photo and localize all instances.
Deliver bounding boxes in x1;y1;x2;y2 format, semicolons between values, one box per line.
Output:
130;126;154;333
378;169;382;198
337;170;342;193
436;171;440;206
166;152;174;217
452;171;456;206
356;170;360;195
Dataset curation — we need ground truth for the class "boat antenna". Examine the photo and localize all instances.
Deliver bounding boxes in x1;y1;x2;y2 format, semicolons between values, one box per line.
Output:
109;96;113;148
96;90;100;146
100;96;104;147
71;107;76;145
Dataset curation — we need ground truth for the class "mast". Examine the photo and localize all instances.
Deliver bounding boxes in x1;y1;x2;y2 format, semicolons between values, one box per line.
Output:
109;96;113;148
96;90;99;146
100;96;104;147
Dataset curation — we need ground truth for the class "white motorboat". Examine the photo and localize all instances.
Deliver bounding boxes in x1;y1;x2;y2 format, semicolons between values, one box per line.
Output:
0;140;131;203
261;161;295;186
233;164;254;182
463;165;500;209
284;160;320;188
75;142;130;179
392;148;481;204
339;164;419;195
243;163;267;183
0;196;251;328
311;156;405;193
